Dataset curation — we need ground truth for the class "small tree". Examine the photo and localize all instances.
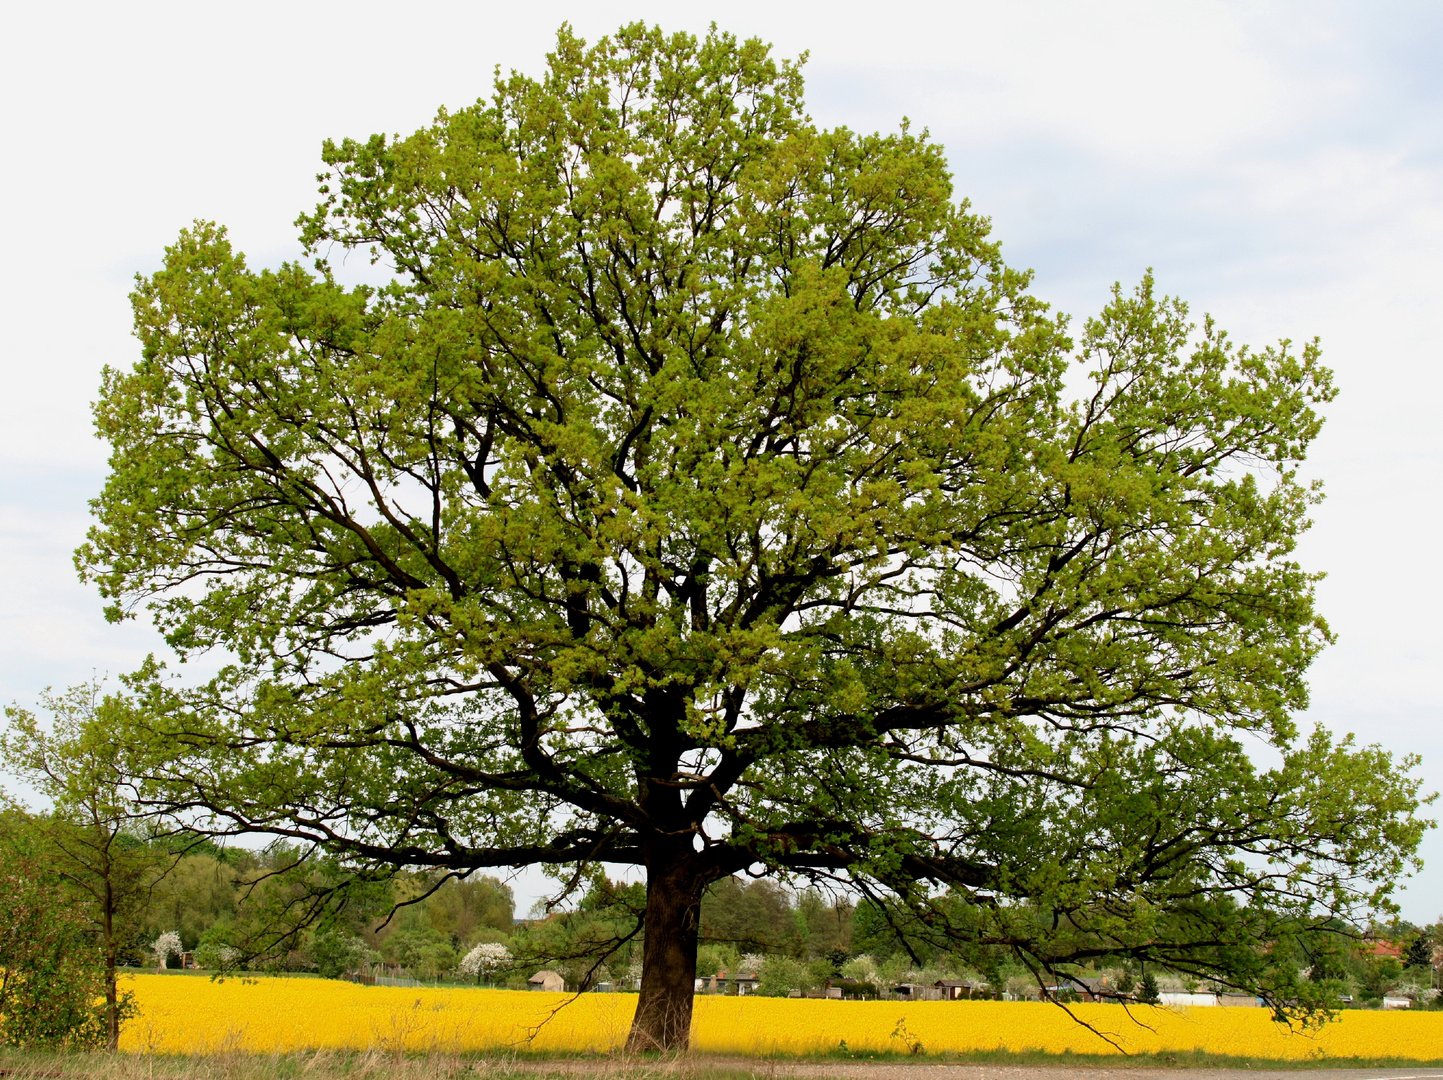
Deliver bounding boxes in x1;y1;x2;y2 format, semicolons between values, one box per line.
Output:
193;936;242;973
150;930;182;972
2;681;174;1050
841;953;880;987
311;929;374;979
1138;971;1161;1005
1405;931;1433;970
757;955;810;997
458;941;511;985
0;810;110;1049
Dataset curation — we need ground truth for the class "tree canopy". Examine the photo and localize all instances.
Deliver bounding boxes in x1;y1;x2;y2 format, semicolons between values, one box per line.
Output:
81;22;1428;1049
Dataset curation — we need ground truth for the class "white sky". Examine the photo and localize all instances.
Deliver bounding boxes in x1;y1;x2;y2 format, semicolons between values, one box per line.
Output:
1;0;1440;923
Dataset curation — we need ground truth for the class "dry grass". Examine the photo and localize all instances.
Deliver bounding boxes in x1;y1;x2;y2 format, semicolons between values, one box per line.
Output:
7;1045;1443;1080
0;1049;764;1080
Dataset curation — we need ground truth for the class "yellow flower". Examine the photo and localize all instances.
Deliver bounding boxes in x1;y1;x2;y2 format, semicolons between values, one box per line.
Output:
118;975;1443;1061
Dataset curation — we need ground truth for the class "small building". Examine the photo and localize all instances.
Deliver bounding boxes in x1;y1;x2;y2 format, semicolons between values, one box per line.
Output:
1158;992;1219;1007
891;983;944;1001
1217;992;1264;1007
828;978;879;1000
935;980;972;1001
701;971;759;995
1382;996;1412;1009
527;970;565;992
935;980;998;1001
1364;938;1403;960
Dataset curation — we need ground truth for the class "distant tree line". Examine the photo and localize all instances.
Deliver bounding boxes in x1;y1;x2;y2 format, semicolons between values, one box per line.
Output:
2;678;1436;1051
4;793;1437;1034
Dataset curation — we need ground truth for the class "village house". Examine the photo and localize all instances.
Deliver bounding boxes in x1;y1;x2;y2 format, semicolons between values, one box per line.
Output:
694;970;760;995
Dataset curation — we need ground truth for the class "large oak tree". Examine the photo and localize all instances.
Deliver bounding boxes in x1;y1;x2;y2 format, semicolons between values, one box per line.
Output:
83;23;1427;1049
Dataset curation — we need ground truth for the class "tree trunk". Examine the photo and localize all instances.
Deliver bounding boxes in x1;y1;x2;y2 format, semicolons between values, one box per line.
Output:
103;875;119;1051
626;849;706;1052
105;964;119;1051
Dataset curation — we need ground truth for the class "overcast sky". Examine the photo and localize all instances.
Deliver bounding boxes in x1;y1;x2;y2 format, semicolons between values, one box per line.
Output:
2;0;1440;922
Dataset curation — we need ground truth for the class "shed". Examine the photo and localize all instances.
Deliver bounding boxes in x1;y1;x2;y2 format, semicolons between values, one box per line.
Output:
527;970;565;992
891;983;943;1001
1217;992;1264;1007
1158;992;1219;1007
934;980;979;1001
1072;976;1129;1002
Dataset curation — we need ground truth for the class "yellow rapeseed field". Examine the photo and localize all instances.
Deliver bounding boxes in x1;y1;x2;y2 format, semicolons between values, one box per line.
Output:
118;975;1443;1061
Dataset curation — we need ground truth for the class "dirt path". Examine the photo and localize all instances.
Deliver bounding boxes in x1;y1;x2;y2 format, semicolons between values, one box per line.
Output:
712;1066;1443;1080
509;1061;1443;1080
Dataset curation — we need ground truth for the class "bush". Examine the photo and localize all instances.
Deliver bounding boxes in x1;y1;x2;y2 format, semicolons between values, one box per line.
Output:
0;829;110;1048
841;953;880;985
696;942;740;978
757;955;811;996
194;941;242;971
311;930;376;979
194;923;242;972
806;956;838;988
378;927;456;980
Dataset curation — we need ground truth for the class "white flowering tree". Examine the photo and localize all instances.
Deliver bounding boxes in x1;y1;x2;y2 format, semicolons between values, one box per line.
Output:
458;942;511;985
151;930;182;972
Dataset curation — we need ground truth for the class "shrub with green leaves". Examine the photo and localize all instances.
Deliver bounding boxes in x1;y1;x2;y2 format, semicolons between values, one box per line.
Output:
757;955;812;997
310;929;377;979
0;818;115;1049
